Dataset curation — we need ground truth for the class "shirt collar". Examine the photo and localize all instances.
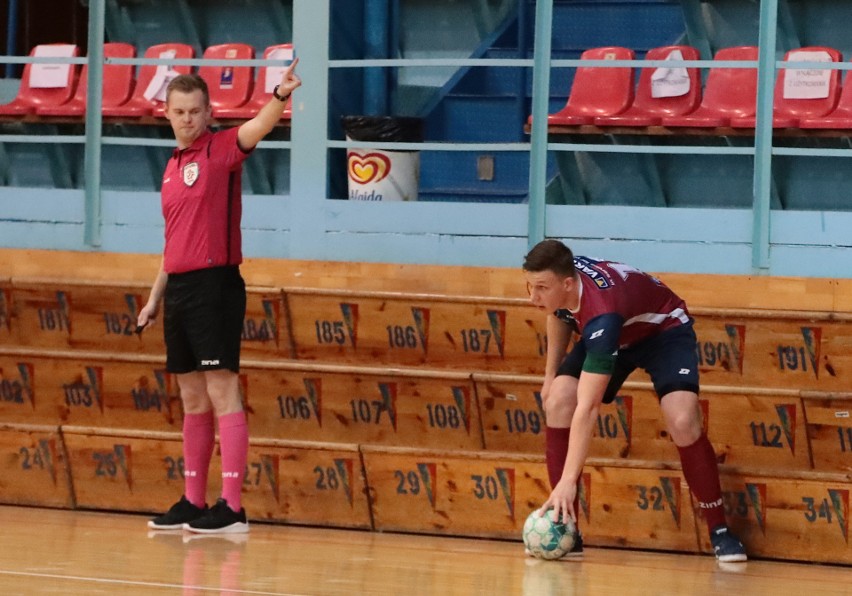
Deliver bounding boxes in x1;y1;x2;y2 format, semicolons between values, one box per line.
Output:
568;278;584;314
172;129;213;158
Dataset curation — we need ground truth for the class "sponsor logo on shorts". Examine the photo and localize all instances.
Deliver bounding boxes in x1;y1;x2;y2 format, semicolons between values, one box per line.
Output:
201;359;220;366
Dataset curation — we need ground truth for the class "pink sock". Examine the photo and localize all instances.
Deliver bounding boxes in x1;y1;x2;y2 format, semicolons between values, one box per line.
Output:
182;547;205;596
218;411;249;511
183;411;215;508
220;549;242;594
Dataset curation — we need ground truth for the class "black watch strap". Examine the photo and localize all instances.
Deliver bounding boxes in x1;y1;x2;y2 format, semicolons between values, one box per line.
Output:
272;85;289;102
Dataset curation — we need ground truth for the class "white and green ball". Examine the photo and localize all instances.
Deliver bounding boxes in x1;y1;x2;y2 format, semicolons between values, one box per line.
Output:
522;509;576;560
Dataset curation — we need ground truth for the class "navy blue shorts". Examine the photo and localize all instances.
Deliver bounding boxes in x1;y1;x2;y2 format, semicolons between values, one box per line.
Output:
556;322;700;403
163;266;246;374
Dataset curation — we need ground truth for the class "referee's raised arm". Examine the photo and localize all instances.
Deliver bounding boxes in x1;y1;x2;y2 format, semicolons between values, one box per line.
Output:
238;57;301;151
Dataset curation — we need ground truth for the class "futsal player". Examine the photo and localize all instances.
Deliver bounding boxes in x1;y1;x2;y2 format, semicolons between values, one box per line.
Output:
523;239;747;562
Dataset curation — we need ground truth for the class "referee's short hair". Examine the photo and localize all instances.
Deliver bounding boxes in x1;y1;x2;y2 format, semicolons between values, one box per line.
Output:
166;73;210;106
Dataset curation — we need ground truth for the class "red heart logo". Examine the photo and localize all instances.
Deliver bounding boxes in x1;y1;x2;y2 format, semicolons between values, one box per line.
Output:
348;152;392;184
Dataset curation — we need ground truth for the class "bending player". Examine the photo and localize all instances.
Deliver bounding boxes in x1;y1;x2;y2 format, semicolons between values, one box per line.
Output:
139;57;301;534
523;239;747;562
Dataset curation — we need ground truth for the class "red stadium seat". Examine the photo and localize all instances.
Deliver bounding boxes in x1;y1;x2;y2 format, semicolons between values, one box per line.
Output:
36;42;135;117
198;43;255;117
532;46;634;127
102;42;194;118
662;46;758;128
800;67;852;129
594;45;701;127
214;44;293;120
0;44;80;116
729;46;842;128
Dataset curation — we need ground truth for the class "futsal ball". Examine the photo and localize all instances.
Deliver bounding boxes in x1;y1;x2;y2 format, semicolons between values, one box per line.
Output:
522;509;576;560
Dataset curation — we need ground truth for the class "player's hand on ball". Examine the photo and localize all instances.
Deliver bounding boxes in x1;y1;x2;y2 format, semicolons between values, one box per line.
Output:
523;508;577;560
538;477;577;525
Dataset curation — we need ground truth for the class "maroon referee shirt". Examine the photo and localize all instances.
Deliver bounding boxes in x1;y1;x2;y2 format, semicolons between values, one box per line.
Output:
161;128;253;274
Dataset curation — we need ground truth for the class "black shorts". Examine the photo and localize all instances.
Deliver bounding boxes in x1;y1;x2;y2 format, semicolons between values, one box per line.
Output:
556;323;700;403
163;266;246;374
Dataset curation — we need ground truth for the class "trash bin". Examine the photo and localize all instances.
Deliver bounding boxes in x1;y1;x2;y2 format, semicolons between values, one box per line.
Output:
341;115;423;201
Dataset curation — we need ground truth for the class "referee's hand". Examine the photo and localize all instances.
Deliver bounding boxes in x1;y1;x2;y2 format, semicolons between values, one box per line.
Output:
277;57;301;98
136;303;159;333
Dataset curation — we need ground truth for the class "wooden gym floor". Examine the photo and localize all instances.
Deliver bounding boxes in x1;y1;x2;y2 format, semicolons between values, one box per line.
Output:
0;505;848;595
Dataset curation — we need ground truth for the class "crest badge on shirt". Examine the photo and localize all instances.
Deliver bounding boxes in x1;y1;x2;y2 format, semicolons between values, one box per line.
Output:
183;162;199;186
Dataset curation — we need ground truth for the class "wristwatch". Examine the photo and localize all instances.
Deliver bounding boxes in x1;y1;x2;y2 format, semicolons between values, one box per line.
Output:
272;85;290;102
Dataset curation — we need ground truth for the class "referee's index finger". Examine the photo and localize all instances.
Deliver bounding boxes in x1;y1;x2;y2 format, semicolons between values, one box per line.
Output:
286;57;300;73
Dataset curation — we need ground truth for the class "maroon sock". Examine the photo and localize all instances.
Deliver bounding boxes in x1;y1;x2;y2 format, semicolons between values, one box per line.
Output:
677;433;726;531
545;426;582;526
545;426;570;489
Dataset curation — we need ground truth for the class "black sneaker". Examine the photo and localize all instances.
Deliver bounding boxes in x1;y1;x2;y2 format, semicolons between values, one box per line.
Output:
711;526;747;562
148;496;207;530
184;498;249;534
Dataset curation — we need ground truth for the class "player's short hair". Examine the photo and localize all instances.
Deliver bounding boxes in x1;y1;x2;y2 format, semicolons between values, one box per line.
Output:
523;239;576;277
166;73;210;106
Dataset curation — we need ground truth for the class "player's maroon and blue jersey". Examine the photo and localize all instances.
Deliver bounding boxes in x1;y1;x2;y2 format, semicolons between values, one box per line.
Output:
554;256;690;371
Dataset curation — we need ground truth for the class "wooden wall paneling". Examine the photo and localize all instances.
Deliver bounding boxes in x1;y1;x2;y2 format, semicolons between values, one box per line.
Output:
241;360;482;451
0;423;73;508
244;438;372;529
0;349;179;431
282;289;545;373
802;393;852;473
5;280;162;354
715;468;852;564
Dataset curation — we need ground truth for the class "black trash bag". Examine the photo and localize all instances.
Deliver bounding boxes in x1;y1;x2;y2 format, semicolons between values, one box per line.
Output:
341;116;424;143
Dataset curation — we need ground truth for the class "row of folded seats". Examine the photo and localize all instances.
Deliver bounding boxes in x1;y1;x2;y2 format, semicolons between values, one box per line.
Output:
0;42;293;121
8;42;852;132
539;44;852;130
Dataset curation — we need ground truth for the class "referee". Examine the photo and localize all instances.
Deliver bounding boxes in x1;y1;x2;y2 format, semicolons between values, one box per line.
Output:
139;58;301;534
